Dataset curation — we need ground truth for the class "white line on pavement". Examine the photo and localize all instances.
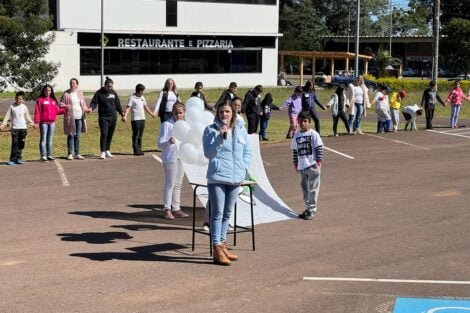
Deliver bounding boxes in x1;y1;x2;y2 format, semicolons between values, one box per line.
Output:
303;277;470;285
427;129;470;139
366;133;431;151
324;146;355;159
152;154;162;163
54;160;70;187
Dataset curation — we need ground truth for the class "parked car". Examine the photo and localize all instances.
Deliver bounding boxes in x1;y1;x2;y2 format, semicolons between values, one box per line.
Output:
402;68;418;77
331;75;377;91
448;74;470;81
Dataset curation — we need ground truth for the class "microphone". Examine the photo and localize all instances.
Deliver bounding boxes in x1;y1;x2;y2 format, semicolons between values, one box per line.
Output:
221;119;228;140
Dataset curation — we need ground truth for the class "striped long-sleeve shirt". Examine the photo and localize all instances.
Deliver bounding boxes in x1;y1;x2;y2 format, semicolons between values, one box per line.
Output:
291;129;324;171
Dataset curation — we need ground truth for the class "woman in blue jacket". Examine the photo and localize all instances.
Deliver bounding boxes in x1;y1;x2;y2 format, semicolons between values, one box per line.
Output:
203;100;252;266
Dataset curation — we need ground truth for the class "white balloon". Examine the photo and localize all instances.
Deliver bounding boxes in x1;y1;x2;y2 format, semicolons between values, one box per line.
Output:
200;111;215;126
186;97;204;112
187;123;205;145
185;106;203;125
179;143;199;164
197;146;209;166
172;120;191;142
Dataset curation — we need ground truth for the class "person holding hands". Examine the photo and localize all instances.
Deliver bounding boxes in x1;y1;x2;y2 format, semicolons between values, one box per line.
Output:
1;91;36;165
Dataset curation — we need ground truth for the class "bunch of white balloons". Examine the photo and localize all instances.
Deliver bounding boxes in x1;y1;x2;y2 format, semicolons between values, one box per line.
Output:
173;97;214;166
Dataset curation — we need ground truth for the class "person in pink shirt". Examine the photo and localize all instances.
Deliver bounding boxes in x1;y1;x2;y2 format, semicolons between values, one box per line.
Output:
34;84;67;161
445;80;469;128
280;86;303;139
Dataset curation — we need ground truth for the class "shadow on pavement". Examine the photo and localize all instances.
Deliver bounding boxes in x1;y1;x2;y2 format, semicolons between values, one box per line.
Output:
57;231;133;244
70;243;212;264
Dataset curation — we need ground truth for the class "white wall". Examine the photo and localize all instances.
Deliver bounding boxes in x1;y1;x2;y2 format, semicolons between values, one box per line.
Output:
58;0;278;35
44;31;80;91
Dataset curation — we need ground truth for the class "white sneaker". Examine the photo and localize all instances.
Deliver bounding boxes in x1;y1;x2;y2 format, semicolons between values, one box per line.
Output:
67;154;73;160
75;154;85;160
105;151;114;158
202;224;210;232
99;152;106;159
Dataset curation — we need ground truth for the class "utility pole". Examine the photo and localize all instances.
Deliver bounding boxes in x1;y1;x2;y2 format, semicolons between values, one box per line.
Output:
354;0;360;76
100;0;104;87
347;2;351;54
432;0;440;82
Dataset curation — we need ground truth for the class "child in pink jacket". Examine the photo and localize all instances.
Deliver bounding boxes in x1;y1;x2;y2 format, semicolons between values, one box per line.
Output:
34;84;67;161
445;80;469;128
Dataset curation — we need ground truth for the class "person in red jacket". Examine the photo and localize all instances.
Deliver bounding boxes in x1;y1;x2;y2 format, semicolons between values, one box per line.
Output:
34;84;67;162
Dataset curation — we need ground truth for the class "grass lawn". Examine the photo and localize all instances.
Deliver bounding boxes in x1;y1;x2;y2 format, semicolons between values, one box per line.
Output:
0;87;467;162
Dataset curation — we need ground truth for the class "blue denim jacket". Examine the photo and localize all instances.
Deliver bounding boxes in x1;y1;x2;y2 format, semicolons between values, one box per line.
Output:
203;120;251;184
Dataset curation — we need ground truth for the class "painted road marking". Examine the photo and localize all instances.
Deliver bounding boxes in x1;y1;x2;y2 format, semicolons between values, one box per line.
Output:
54;160;70;187
366;133;431;151
324;146;355;159
427;129;470;139
303;277;470;285
394;297;470;313
152;154;162;163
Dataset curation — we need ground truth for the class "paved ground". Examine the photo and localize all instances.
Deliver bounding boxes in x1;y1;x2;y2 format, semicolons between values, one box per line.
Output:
1;124;470;313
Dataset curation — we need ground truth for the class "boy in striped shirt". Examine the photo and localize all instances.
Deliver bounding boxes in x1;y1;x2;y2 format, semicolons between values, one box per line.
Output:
291;111;324;220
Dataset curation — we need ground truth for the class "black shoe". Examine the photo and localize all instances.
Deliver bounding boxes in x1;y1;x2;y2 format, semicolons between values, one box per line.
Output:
262;137;269;141
298;211;315;220
134;151;144;156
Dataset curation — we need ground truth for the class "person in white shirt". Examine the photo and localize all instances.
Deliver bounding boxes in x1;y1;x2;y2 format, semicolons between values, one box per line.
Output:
402;104;423;131
123;84;155;155
372;85;391;133
154;78;180;123
157;102;189;220
346;76;371;135
0;91;35;165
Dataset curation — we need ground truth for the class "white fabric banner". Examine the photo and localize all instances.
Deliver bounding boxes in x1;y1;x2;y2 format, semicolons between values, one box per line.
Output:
183;134;297;227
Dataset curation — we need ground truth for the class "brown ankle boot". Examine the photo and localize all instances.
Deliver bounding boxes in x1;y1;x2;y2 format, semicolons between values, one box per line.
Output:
213;244;231;266
221;242;238;261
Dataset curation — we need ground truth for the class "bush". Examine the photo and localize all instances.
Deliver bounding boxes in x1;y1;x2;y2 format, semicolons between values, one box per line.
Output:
375;78;470;92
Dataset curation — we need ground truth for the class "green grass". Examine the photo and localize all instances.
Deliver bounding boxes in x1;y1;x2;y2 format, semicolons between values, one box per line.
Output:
0;87;467;161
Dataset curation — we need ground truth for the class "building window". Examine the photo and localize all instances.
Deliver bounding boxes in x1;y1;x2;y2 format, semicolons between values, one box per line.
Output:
80;49;262;75
166;0;177;27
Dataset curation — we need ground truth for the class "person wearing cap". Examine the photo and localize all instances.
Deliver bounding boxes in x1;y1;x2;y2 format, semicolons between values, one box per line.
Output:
242;84;263;134
389;89;406;132
420;81;445;129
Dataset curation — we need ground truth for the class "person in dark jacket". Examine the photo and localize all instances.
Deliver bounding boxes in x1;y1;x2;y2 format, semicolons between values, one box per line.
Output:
259;93;273;141
90;77;124;159
191;81;214;111
215;82;238;109
242;84;263;134
420;81;445;129
302;80;326;134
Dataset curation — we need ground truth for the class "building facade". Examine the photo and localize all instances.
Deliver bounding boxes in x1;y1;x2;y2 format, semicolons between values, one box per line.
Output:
47;0;280;91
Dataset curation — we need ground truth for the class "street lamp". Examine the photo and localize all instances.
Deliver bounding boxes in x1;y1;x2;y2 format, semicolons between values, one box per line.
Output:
354;0;360;76
100;0;104;87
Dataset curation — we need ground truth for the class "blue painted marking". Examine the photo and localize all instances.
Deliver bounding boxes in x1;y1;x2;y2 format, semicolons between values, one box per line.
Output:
394;298;470;313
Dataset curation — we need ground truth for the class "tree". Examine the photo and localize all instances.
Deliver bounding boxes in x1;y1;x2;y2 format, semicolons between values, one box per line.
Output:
0;0;58;93
440;18;470;75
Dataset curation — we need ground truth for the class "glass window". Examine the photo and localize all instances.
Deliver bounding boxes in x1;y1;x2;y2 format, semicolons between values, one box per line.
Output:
80;49;262;75
166;0;177;27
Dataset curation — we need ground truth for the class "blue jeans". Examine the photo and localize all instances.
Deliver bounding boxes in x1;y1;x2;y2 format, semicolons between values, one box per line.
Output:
259;117;269;138
39;123;56;157
450;104;461;127
353;102;364;131
208;183;239;245
67;119;83;155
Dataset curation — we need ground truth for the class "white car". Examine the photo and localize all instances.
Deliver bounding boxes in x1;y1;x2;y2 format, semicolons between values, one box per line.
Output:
402;68;418;76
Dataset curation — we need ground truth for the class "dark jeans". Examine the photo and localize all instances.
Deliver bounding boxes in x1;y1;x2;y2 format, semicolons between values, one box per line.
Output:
131;120;145;154
98;116;117;152
259;117;269;138
10;129;27;162
425;108;434;129
246;113;259;134
332;111;350;135
310;109;321;134
67;119;83;155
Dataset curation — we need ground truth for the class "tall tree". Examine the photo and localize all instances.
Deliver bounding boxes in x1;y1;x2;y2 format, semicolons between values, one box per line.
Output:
440;18;470;75
0;0;58;93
